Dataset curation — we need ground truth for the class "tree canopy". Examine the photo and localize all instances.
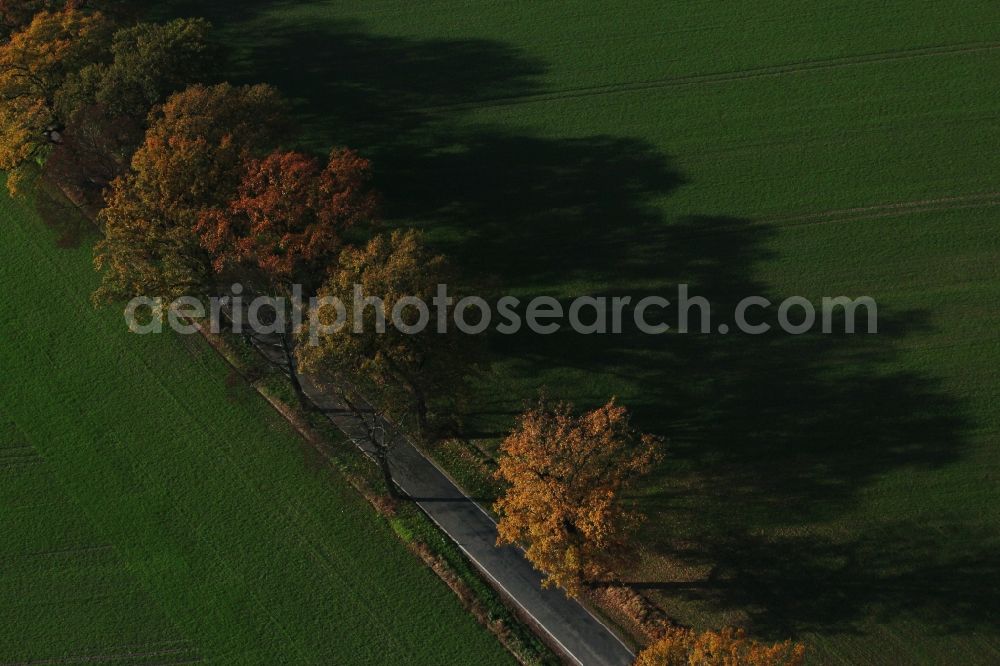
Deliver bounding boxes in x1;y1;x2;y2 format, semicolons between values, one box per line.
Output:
494;398;660;596
93;82;288;303
296;229;475;440
634;627;806;666
0;10;215;199
133;82;287;209
57;17;214;122
0;6;111;193
196;147;377;294
0;0;63;42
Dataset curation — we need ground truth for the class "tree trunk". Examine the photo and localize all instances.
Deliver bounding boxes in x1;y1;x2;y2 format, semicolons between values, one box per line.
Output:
346;394;405;501
376;447;402;499
280;332;313;412
413;388;429;442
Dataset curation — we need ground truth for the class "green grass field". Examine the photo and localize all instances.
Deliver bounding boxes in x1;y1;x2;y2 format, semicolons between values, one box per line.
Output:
0;190;512;663
136;1;1000;662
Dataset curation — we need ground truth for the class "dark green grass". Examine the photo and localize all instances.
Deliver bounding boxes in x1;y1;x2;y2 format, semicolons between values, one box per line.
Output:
122;1;1000;662
0;421;197;663
0;192;512;664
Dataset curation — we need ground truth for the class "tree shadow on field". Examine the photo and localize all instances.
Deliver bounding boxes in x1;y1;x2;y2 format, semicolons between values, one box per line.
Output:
632;522;1000;640
136;7;549;152
132;3;986;643
31;183;100;249
399;131;683;290
503;212;983;636
131;0;298;25
159;13;690;289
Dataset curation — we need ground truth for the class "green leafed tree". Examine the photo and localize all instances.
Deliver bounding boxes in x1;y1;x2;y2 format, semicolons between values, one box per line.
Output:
57;17;215;122
296;229;479;446
48;17;215;202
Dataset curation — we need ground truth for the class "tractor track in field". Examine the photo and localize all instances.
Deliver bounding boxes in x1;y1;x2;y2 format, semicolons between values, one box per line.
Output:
760;191;1000;227
13;544;116;560
0;458;43;469
414;41;1000;112
661;192;1000;241
0;454;40;463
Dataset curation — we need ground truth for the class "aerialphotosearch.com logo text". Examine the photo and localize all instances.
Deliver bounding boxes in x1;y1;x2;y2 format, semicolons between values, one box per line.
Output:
124;283;879;341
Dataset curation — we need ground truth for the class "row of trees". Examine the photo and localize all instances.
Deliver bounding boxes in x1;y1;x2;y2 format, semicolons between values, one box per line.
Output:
1;0;662;606
1;4;805;663
0;0;484;523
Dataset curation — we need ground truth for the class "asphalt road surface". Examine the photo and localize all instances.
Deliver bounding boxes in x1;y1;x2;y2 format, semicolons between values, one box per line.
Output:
233;318;634;666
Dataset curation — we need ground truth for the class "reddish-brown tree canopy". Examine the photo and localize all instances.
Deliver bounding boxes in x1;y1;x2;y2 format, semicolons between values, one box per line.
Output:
196;147;377;289
93;82;288;303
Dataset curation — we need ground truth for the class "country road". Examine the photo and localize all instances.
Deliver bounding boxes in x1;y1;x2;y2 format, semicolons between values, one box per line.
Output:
236;322;635;666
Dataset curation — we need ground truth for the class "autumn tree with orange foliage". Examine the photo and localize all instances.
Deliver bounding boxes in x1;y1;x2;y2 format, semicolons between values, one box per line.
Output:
198;147;377;407
0;5;111;193
93;83;288;303
494;398;660;597
196;147;376;295
634;626;806;666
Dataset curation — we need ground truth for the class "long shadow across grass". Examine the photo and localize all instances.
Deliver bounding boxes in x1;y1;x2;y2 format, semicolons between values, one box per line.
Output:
135;0;993;643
